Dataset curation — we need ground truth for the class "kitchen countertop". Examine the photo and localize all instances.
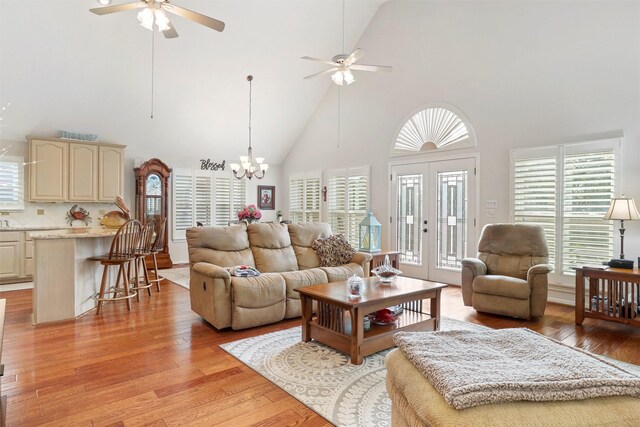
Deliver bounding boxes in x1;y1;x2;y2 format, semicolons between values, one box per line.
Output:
0;225;68;231
28;227;118;240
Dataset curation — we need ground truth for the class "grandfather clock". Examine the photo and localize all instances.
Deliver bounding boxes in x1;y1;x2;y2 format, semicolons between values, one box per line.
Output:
134;158;173;268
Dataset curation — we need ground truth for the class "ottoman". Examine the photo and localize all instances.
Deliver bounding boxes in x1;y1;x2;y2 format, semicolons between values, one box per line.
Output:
385;349;640;427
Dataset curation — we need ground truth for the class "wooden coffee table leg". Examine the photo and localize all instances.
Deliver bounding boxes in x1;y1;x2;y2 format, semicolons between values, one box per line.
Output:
431;290;442;330
350;307;364;365
301;295;312;342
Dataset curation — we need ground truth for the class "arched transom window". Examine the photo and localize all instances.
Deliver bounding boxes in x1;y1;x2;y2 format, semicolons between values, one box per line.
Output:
394;106;475;154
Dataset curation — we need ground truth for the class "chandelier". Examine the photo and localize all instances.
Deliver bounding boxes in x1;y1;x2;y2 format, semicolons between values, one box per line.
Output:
230;75;269;180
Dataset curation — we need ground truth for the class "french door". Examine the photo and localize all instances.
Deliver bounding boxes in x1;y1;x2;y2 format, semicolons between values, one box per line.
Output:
391;157;476;285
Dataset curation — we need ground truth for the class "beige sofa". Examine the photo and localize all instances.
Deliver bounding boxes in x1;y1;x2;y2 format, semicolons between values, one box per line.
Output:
187;222;373;330
461;223;552;319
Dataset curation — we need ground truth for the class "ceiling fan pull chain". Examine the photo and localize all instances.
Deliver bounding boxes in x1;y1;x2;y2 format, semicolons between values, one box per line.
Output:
150;29;155;119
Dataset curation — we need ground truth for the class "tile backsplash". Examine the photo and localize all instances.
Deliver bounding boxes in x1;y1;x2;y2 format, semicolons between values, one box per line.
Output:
2;202;119;228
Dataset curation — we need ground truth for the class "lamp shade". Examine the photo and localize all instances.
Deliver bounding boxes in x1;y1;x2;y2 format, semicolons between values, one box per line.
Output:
603;196;640;221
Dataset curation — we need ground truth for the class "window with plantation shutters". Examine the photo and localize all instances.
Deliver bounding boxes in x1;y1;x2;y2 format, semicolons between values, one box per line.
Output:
172;169;247;239
194;175;212;227
289;173;321;223
513;156;557;265
0;156;24;211
325;167;369;248
511;139;619;279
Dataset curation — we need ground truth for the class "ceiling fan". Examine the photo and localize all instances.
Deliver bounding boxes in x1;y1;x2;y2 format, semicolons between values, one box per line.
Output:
90;0;225;39
302;48;391;85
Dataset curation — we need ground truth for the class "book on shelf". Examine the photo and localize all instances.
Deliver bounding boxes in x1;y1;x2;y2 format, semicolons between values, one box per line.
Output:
581;264;609;270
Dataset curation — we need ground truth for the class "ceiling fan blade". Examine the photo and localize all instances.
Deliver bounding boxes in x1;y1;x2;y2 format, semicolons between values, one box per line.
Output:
350;64;393;73
90;2;146;15
303;68;339;80
301;56;338;66
162;3;225;32
162;19;179;39
344;48;366;66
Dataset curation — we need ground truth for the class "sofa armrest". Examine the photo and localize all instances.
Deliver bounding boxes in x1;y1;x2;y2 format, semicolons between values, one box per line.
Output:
460;258;487;307
350;252;373;277
192;262;231;280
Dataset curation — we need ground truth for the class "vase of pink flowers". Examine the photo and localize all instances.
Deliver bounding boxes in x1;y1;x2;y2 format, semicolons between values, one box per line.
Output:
238;204;262;224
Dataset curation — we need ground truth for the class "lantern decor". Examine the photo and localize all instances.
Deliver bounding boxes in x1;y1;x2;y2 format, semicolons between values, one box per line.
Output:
359;211;381;253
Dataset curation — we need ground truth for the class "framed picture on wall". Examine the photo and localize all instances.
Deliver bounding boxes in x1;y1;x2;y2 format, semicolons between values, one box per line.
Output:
258;185;275;210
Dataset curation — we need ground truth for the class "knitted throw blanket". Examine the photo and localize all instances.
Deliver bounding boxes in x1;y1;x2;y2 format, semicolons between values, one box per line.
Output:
393;328;640;409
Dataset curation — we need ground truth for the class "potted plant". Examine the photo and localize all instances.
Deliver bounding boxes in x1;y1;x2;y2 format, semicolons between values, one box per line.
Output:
238;204;262;224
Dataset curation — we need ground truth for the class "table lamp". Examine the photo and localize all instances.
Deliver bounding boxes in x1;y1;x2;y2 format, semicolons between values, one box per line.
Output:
603;195;640;266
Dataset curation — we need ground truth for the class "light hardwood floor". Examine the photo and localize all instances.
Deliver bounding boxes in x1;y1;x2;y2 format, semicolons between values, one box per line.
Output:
1;277;640;426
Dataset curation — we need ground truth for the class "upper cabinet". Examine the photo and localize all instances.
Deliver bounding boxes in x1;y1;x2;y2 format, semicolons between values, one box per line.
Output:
28;138;125;202
69;143;98;201
29;139;68;202
98;146;124;202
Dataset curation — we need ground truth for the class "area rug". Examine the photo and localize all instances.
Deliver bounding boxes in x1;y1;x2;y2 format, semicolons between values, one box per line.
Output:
220;318;482;427
160;267;190;289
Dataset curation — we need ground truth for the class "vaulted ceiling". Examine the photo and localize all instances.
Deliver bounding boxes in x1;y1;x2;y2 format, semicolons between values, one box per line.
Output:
0;0;384;163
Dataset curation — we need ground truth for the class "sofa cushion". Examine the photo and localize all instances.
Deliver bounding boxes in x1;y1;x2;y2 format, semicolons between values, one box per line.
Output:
281;268;328;318
288;222;332;270
312;234;356;267
231;273;285;329
472;275;530;300
321;263;364;282
187;224;255;268
247;223;298;272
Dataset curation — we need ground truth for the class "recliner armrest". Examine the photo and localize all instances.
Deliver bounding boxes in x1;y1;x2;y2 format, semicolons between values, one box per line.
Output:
461;258;487;277
192;262;231;280
527;264;553;280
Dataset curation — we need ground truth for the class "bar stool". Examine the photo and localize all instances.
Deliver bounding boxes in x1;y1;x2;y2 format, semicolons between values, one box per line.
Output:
147;218;167;292
129;219;156;301
89;219;142;314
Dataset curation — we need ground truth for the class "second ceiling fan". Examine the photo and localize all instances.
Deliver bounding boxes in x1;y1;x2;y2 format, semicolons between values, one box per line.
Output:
302;0;391;85
90;0;225;39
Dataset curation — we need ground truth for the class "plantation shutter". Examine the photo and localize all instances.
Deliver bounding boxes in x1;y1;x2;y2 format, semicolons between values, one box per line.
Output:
232;179;247;219
0;156;24;211
513;156;557;266
326;167;369;248
172;169;193;240
214;176;231;226
328;176;346;236
194;174;212;227
562;150;615;272
289;173;321;223
347;174;368;246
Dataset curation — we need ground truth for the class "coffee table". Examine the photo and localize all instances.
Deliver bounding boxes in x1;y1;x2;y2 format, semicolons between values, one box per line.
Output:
295;276;447;364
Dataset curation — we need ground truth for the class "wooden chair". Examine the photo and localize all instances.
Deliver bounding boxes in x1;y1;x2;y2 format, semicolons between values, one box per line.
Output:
129;219;156;301
147;218;167;292
88;219;142;314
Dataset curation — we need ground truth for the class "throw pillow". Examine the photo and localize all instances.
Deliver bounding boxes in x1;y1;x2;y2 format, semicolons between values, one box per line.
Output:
312;234;355;267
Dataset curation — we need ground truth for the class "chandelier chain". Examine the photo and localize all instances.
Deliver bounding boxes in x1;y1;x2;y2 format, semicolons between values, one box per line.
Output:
248;75;252;149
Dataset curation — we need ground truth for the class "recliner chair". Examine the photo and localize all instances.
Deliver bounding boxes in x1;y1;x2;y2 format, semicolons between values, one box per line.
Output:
461;223;552;319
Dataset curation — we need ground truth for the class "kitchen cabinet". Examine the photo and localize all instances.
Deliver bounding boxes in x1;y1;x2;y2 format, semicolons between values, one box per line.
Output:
69;143;98;201
29;139;68;202
28;138;125;202
98;146;125;202
0;232;21;280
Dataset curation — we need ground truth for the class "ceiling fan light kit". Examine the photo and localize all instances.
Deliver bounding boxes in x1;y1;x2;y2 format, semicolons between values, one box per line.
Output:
230;75;269;181
90;0;226;39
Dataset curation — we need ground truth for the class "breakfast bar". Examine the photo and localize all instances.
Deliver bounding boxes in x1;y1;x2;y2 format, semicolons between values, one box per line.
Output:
29;227;117;324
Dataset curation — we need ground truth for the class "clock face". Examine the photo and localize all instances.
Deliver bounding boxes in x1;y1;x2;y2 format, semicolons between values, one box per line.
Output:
146;174;162;196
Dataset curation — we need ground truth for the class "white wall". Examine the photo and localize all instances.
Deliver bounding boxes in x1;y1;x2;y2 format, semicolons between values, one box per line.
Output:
281;1;640;302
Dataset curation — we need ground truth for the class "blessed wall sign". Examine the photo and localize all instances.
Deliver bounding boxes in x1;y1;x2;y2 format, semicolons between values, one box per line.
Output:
200;159;226;171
